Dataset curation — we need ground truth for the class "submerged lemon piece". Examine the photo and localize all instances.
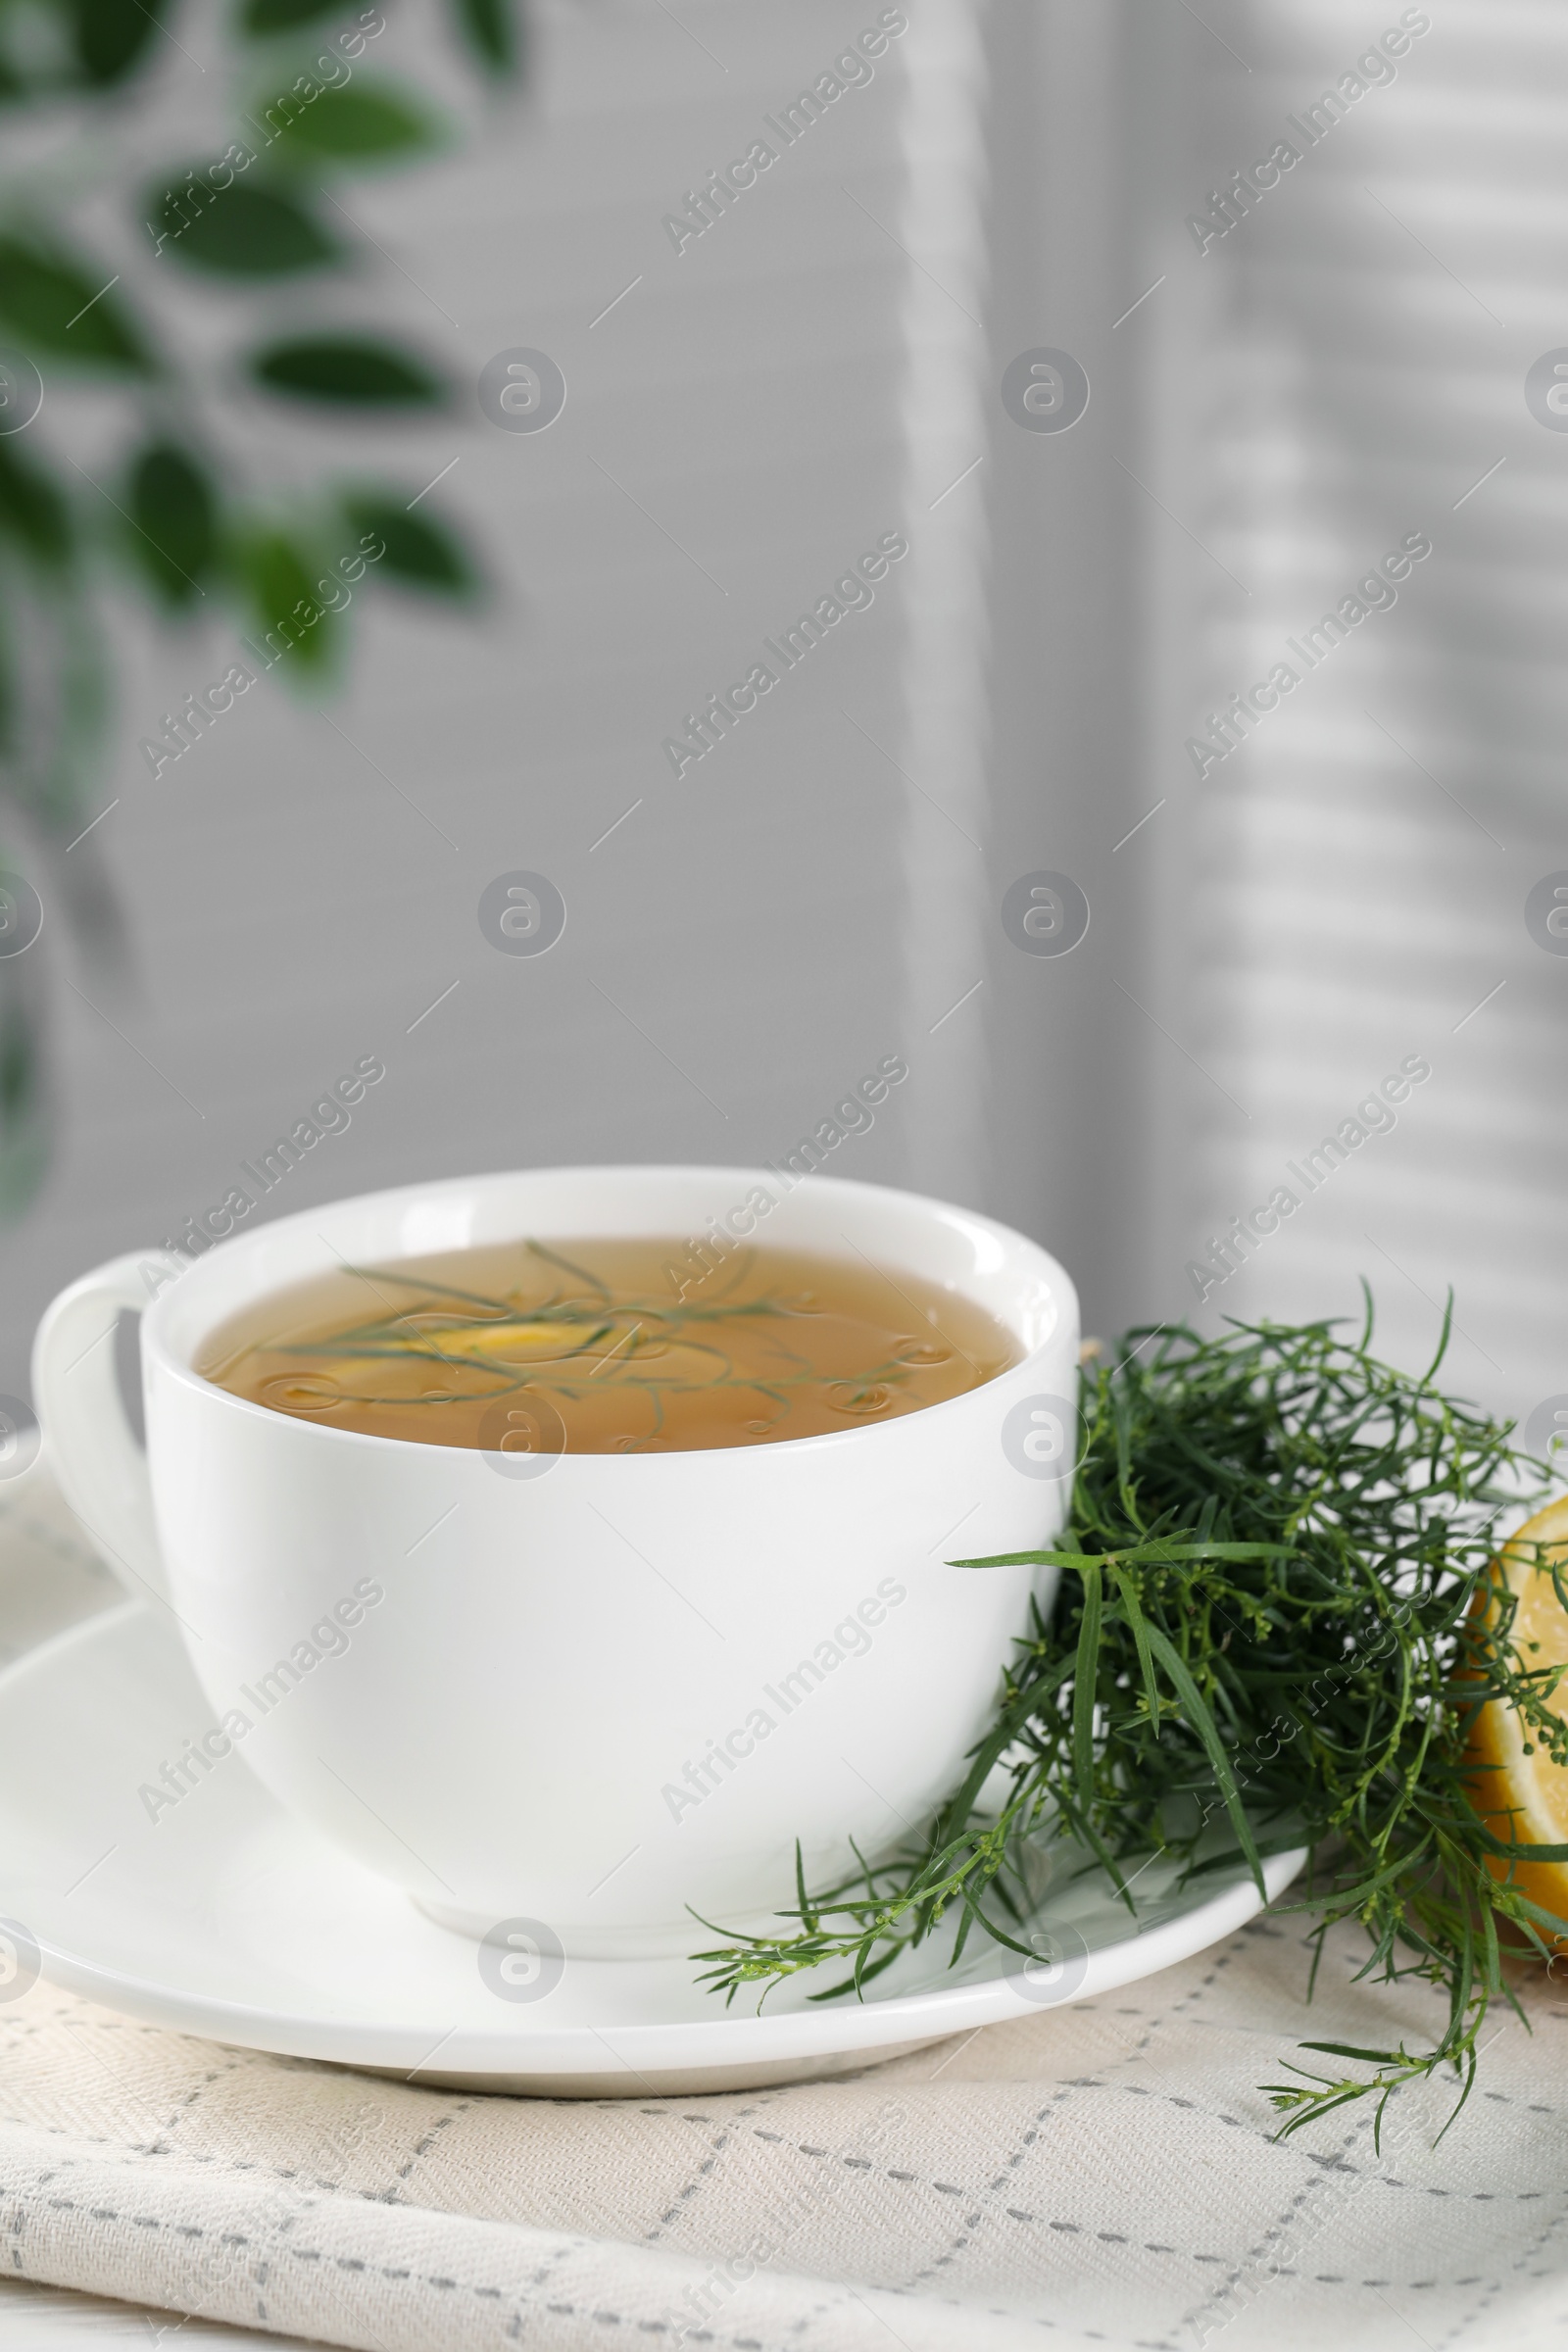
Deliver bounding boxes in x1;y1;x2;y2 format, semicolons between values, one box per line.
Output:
399;1313;606;1361
1467;1495;1568;1924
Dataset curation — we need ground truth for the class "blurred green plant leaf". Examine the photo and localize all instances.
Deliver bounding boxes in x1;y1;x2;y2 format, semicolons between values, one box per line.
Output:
0;0;519;1230
63;0;168;86
0;601;13;754
0;975;47;1217
451;0;520;74
235;528;334;672
241;0;353;29
146;177;337;274
251;334;445;406
0;439;72;564
125;443;219;608
342;492;475;595
264;80;439;163
0;240;149;367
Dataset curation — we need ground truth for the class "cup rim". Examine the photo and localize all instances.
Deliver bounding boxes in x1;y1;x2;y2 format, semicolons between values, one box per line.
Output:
141;1164;1075;1467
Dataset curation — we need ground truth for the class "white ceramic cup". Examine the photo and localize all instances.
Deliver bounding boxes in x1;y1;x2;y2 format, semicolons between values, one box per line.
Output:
33;1166;1079;1957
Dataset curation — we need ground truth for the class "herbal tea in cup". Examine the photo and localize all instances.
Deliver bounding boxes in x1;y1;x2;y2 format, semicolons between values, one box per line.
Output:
195;1238;1020;1455
32;1166;1077;1954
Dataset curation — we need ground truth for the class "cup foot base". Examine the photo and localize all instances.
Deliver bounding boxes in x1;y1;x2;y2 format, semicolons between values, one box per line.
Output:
413;1892;773;1961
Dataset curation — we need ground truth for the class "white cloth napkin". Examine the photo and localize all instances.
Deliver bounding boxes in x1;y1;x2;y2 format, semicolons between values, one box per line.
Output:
3;1474;1566;2352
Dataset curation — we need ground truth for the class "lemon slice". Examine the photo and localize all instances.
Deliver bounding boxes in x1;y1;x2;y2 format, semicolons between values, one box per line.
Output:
400;1315;602;1360
1467;1494;1568;1923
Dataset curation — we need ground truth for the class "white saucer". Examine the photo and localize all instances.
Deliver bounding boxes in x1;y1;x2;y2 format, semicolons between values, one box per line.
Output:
0;1603;1304;2096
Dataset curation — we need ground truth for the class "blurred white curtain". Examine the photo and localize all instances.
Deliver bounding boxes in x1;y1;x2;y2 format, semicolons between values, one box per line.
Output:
1131;0;1567;1434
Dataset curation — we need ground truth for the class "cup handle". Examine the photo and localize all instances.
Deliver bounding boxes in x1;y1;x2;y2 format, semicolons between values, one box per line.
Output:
32;1251;169;1609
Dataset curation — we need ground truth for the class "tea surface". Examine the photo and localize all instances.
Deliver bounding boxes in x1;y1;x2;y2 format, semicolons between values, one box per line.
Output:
198;1237;1019;1455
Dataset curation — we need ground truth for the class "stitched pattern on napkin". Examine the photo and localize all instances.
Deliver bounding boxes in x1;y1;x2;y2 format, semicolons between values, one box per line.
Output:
4;1922;1568;2352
